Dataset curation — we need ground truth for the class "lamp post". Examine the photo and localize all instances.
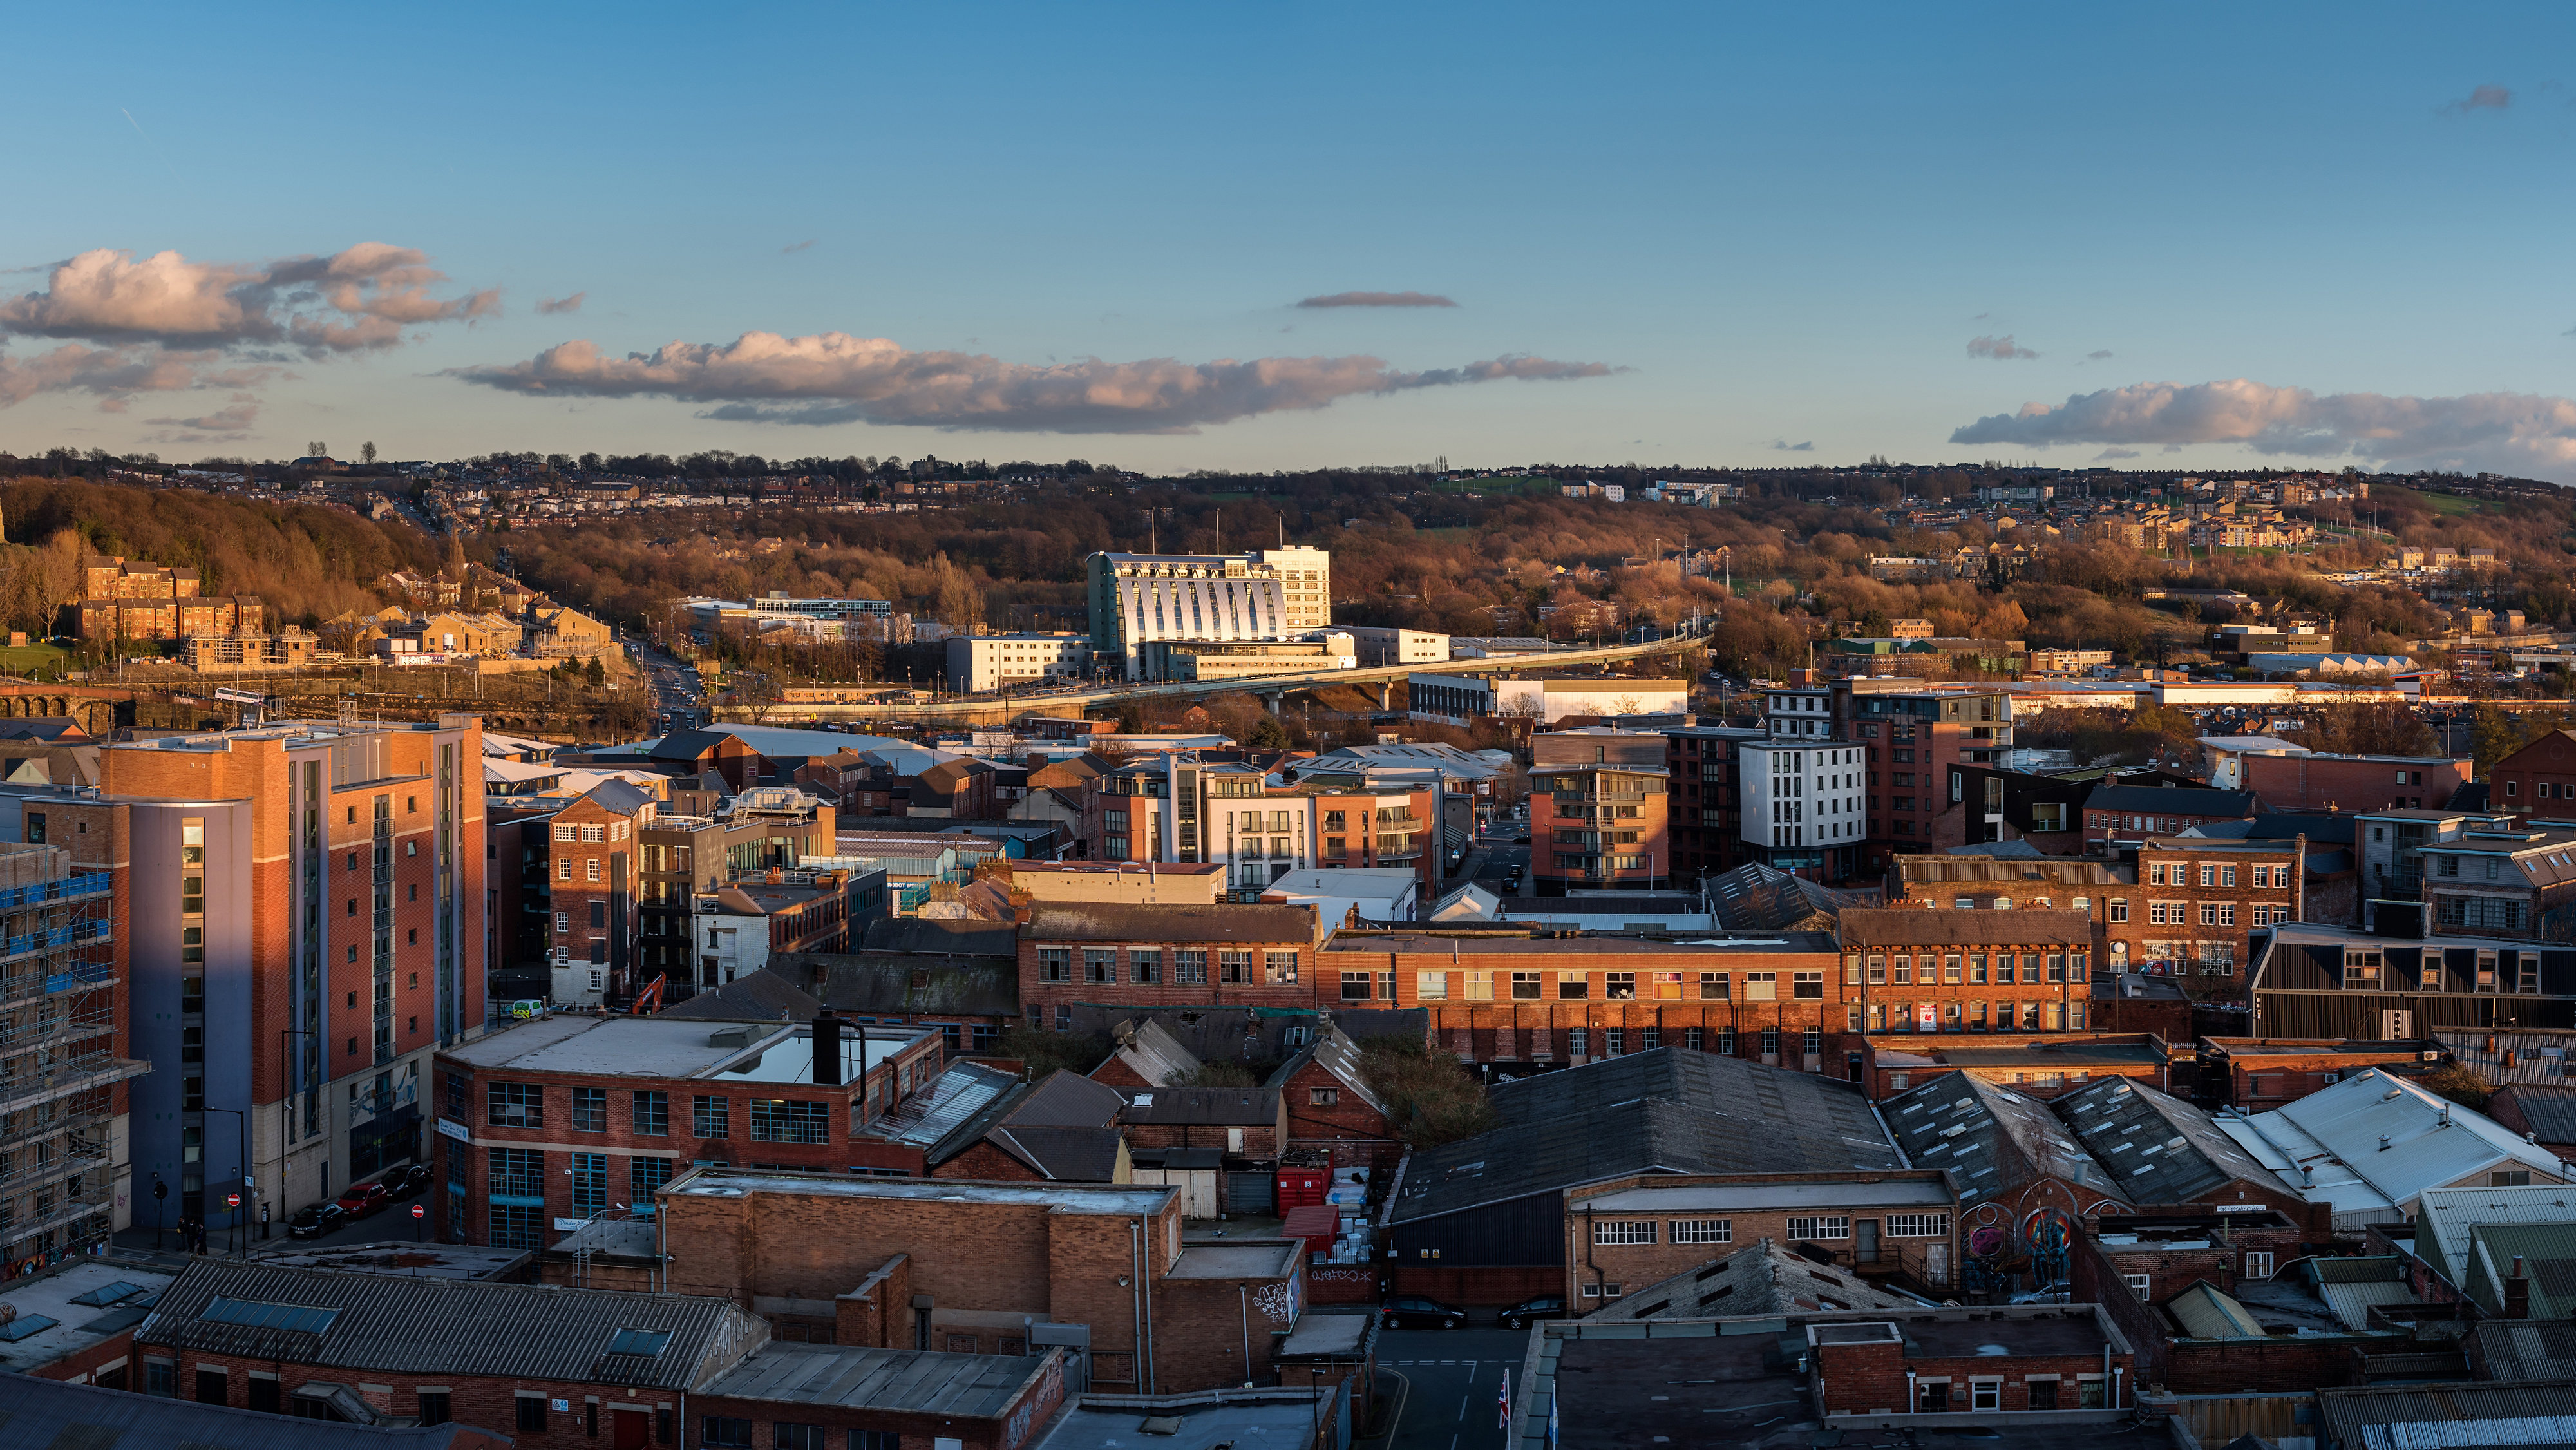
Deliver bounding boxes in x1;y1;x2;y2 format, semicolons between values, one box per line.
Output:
202;1107;250;1257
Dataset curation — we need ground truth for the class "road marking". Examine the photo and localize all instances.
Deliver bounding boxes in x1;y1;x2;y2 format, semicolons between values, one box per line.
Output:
1369;1368;1412;1450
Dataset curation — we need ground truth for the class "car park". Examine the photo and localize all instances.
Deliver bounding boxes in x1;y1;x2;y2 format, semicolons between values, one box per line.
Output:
1381;1295;1468;1330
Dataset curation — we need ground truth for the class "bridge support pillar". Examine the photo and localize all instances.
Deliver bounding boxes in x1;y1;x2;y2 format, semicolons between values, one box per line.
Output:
1260;691;1284;716
1376;682;1392;711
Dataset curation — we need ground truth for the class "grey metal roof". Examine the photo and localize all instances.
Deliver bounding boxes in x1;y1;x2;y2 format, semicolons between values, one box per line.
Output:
2317;1377;2576;1450
1706;862;1870;931
1122;1086;1279;1125
1587;1239;1918;1321
1882;1074;2123;1213
0;1374;489;1448
2500;1087;2576;1144
779;951;1020;1018
2414;1184;2576;1293
1388;1049;1899;1225
1111;1020;1206;1087
1837;906;2092;948
1265;1025;1390;1117
2056;1076;2279;1205
1025;902;1316;944
138;1261;764;1390
866;1060;1021;1149
701;1340;1050;1415
2474;1317;2576;1381
667;1167;1173;1215
858;917;1021;956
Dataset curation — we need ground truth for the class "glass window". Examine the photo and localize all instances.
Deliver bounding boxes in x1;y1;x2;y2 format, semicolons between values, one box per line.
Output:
750;1100;831;1143
632;1091;668;1136
692;1095;731;1139
487;1081;542;1129
571;1087;607;1133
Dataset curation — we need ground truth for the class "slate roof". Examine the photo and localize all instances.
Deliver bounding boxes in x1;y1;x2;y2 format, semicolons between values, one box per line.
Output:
1122;1086;1280;1125
657;968;824;1022
0;1375;489;1449
1587;1239;1918;1321
1062;1006;1321;1065
2055;1076;2280;1205
1104;1020;1204;1087
1707;862;1866;931
138;1261;765;1390
699;1340;1050;1415
1880;1073;2125;1213
1007;1069;1129;1127
1023;902;1317;944
2084;784;2259;818
775;952;1019;1019
858;918;1020;957
1268;1026;1392;1118
983;1125;1126;1181
1837;907;2092;948
2499;1085;2576;1143
1388;1049;1899;1225
578;777;656;817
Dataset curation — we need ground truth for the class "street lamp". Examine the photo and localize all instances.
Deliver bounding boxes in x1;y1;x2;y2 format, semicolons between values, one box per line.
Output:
201;1106;251;1257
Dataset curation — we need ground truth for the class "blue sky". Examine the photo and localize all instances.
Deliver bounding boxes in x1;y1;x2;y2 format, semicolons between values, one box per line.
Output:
8;2;2576;477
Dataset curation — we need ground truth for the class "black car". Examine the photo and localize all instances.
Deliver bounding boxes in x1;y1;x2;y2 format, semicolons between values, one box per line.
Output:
1497;1294;1566;1330
1381;1295;1466;1330
394;1163;435;1197
286;1203;345;1240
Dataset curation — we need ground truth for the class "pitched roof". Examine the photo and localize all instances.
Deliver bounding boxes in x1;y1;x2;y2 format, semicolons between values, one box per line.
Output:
2217;1066;2568;1223
138;1261;764;1391
857;917;1020;956
1103;1020;1204;1087
1880;1074;2123;1213
1837;907;2092;948
1895;857;2124;886
1587;1239;1920;1321
2055;1076;2280;1205
1005;1069;1128;1127
2465;1224;2576;1319
2318;1377;2576;1450
1023;902;1317;944
1707;862;1866;931
700;1340;1050;1416
1388;1049;1899;1225
0;1375;491;1449
983;1125;1124;1181
1267;1026;1391;1118
2473;1317;2576;1381
1121;1086;1280;1125
867;1060;1021;1150
772;953;1018;1018
656;969;824;1022
2499;1085;2576;1143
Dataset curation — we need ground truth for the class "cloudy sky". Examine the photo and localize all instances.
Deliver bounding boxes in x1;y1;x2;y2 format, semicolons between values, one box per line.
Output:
10;3;2576;478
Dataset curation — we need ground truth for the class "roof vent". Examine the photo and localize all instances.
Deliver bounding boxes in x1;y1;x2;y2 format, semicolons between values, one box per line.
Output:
2378;1134;2391;1152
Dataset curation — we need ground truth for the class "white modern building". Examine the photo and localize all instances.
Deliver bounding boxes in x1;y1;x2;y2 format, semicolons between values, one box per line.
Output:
1408;674;1689;725
1736;739;1866;854
1085;545;1332;678
1342;626;1450;667
945;633;1095;692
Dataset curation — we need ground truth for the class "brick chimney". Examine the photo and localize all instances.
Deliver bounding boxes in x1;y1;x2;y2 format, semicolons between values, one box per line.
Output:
2506;1255;2532;1319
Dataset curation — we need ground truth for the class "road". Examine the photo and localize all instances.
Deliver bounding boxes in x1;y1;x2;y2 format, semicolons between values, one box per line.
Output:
632;643;705;731
1463;822;1533;900
1368;1325;1523;1450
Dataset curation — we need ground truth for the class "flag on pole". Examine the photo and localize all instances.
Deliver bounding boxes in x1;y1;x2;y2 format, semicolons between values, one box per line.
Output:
1498;1367;1511;1429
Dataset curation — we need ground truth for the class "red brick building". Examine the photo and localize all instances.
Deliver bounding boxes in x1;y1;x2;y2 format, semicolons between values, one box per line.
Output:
2201;1036;2447;1111
1843;682;2014;867
656;1168;1308;1393
2485;729;2576;815
433;1015;945;1246
2114;837;2308;989
1529;730;1671;894
2079;783;2259;848
691;1342;1069;1450
1320;928;1847;1071
2079;1204;2336;1304
1272;1026;1405;1170
1019;902;1321;1028
135;1259;765;1447
2242;750;2470;814
1807;1306;2137;1414
1836;908;2097;1036
539;779;652;1005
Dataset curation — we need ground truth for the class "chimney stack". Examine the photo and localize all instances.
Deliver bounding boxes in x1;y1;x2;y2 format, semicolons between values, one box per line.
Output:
813;1013;844;1086
2507;1256;2532;1319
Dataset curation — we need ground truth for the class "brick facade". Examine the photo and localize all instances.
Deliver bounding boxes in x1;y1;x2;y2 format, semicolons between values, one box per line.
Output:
1837;909;2097;1036
1018;904;1321;1027
1562;1170;1960;1304
2111;840;2303;993
144;1350;668;1447
2243;752;2469;814
2475;729;2576;816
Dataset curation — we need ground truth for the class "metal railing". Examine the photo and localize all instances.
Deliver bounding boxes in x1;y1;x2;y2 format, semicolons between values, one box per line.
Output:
0;875;109;915
0;959;115;1010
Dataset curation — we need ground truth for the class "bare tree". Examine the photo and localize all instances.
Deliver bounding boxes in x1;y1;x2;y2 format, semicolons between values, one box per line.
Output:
361;441;378;466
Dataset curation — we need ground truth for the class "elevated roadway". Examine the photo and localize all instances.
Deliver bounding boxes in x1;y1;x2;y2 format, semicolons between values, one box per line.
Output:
714;629;1708;725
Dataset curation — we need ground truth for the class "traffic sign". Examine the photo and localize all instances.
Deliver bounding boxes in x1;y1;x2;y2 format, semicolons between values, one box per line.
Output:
412;1205;426;1219
225;1192;240;1209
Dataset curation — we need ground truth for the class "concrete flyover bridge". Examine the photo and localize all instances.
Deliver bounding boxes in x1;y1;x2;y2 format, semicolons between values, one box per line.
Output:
713;629;1709;726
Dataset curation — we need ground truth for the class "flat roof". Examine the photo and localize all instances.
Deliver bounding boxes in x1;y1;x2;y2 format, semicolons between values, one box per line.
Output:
1322;931;1836;955
701;1341;1048;1416
0;1260;177;1372
244;1241;529;1281
1573;1179;1950;1214
1166;1243;1301;1280
665;1167;1175;1215
441;1016;931;1083
1033;1389;1341;1450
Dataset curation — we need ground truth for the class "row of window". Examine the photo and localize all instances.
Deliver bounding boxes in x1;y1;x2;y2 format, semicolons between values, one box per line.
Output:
2144;862;2292;888
1852;953;2085;986
479;1082;828;1141
1862;1000;2086;1032
704;1422;896;1450
2344;946;2541;991
1589;1212;1949;1245
1035;946;1298;986
1403;969;1829;1002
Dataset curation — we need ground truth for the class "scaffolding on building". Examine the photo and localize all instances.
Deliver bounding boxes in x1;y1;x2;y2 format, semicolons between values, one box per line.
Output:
0;852;141;1275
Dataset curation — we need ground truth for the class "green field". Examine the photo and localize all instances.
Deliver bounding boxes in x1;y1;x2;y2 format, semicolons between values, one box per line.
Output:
0;644;70;676
2399;488;2486;516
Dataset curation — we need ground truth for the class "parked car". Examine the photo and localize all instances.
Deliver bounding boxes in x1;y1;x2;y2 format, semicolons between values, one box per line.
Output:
1497;1294;1567;1330
1513;832;1532;844
335;1181;393;1218
1381;1295;1467;1330
394;1163;435;1197
285;1203;345;1240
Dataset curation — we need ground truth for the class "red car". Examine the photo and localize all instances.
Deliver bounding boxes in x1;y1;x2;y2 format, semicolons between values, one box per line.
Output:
334;1181;392;1217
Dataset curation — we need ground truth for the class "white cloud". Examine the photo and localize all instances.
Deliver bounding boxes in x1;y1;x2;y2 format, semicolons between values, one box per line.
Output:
1296;291;1457;309
537;293;586;315
0;242;495;354
1951;378;2576;480
2445;84;2510;113
453;330;1620;434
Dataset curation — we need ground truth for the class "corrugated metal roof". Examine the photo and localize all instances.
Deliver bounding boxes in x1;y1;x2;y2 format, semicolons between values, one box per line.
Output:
867;1060;1019;1149
2226;1067;2566;1221
701;1341;1045;1415
1586;1239;1918;1320
2467;1224;2576;1319
2430;1028;2576;1089
1882;1073;2121;1211
2414;1184;2576;1290
2317;1277;2416;1332
2318;1377;2576;1450
2472;1319;2576;1381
